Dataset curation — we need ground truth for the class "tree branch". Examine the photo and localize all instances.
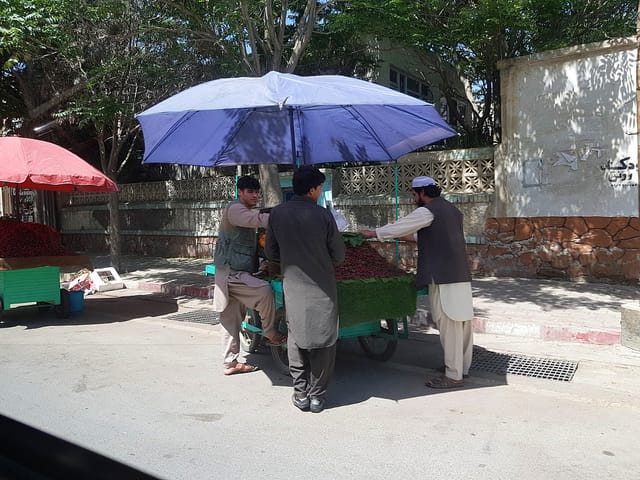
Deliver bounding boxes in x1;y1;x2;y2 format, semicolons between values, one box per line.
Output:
240;0;262;75
286;0;317;73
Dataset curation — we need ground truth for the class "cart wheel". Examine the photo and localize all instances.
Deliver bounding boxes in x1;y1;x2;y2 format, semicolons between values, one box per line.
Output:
270;307;290;375
358;319;398;361
240;309;263;353
270;345;290;375
54;289;71;319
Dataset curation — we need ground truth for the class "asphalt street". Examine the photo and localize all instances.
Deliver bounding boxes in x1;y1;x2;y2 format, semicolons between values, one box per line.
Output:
1;289;640;480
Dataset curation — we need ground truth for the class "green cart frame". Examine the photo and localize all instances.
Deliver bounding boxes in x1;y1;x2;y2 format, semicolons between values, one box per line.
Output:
0;266;72;320
240;276;417;374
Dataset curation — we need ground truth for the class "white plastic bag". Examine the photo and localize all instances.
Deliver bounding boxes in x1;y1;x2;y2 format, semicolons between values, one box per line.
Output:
326;201;350;232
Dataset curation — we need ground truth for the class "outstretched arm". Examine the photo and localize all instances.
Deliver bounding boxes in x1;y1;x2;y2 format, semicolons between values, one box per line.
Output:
360;207;434;241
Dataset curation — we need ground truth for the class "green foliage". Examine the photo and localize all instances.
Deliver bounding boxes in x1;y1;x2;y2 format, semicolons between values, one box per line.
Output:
341;232;366;247
1;0;636;171
0;0;72;68
325;0;636;147
0;0;76;122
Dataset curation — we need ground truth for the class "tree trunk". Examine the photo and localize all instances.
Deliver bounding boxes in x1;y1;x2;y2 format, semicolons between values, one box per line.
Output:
259;164;283;207
253;1;321;205
108;191;121;271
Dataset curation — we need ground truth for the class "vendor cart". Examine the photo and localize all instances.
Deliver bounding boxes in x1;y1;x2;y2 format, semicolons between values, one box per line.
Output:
0;255;93;320
240;275;417;374
140;71;452;374
0;137;117;321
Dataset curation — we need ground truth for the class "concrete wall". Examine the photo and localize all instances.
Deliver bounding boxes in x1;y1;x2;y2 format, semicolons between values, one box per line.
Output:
333;193;491;245
60;201;225;257
495;37;638;218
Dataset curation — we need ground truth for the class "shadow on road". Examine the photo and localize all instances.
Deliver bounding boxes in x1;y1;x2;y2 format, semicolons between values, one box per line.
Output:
0;293;179;329
247;331;507;411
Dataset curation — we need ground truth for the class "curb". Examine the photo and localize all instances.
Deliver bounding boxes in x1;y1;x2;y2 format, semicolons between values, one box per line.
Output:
124;280;211;299
127;279;621;346
472;317;620;345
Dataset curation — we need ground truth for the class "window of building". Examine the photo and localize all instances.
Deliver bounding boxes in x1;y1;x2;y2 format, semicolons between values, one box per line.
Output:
389;67;434;102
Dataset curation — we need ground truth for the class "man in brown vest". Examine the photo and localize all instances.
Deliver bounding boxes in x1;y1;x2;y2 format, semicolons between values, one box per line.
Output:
360;176;474;388
213;176;286;376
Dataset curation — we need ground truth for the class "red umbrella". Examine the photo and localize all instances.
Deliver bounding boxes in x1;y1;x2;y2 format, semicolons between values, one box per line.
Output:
0;137;118;192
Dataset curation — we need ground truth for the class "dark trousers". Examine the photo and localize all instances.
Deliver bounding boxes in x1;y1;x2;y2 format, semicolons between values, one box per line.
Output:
287;341;337;400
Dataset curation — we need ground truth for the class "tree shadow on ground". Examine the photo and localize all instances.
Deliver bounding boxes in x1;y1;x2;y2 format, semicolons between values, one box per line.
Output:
472;276;638;314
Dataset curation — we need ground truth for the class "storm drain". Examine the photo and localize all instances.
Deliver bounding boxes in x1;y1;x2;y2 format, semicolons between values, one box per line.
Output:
164;310;220;325
471;348;578;382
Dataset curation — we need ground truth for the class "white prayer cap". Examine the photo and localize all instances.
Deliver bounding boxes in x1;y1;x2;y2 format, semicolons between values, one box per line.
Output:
411;176;436;188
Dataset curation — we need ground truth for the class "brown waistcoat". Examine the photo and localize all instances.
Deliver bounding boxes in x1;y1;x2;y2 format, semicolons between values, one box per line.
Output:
416;197;471;287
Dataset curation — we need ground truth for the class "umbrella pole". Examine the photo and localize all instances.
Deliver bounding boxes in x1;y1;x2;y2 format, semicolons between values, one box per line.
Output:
235;165;241;198
394;161;400;266
13;187;20;220
289;107;299;167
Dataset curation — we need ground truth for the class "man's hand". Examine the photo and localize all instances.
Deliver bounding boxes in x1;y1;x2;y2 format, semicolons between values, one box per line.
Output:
359;229;377;239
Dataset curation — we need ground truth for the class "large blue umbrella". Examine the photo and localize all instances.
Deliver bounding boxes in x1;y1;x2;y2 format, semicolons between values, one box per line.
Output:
137;71;456;166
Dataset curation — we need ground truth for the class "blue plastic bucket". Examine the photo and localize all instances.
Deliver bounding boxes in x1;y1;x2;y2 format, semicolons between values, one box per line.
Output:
69;290;84;313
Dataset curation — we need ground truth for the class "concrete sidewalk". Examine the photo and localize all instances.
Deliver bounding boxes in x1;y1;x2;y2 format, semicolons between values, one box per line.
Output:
89;254;639;346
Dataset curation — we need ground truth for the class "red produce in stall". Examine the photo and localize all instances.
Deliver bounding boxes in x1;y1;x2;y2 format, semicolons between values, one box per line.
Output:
335;242;408;281
0;219;67;257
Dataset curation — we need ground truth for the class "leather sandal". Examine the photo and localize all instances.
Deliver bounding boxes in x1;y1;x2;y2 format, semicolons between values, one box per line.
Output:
425;376;464;389
223;363;259;376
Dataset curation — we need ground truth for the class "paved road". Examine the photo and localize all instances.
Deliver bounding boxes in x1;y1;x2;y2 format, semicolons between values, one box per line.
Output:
1;289;640;480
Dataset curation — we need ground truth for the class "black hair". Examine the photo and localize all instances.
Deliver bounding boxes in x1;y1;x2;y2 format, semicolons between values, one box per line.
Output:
413;184;441;198
292;166;326;196
236;175;260;191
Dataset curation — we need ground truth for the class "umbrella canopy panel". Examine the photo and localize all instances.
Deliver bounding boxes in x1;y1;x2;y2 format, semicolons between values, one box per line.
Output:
138;71;457;167
0;137;118;193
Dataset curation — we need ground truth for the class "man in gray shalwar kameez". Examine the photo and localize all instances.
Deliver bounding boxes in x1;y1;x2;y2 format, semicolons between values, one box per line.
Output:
265;166;345;413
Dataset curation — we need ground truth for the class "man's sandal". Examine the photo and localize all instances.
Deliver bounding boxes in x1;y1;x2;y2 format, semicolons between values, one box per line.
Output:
223;363;259;376
425;376;464;389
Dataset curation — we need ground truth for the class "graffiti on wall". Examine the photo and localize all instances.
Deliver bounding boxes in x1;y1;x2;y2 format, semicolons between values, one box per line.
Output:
552;142;604;171
548;141;637;188
600;157;638;187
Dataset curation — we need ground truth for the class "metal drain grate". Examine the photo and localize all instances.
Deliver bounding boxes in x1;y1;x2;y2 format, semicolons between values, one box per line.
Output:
164;310;220;325
471;348;578;382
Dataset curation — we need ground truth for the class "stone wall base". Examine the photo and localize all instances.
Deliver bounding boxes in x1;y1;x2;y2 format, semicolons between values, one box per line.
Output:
479;216;640;284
